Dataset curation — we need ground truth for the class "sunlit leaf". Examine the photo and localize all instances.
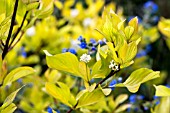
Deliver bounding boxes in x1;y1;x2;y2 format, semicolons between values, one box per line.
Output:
26;2;40;11
45;51;81;77
0;103;17;113
45;82;77;107
0;86;24;109
115;104;131;113
116;68;160;93
115;94;128;107
154;85;170;96
128;17;138;34
79;62;91;82
125;26;134;40
76;89;104;108
158;18;170;38
153;97;170;113
3;67;35;86
35;0;53;18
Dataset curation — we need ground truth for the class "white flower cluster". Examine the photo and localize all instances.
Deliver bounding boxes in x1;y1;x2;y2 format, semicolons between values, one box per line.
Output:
109;60;119;71
80;53;91;63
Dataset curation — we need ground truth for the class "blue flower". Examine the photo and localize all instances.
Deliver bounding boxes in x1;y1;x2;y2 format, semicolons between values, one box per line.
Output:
109;79;117;90
166;84;170;88
91;46;96;51
90;39;96;44
78;35;83;41
117;77;122;83
17;79;22;83
98;40;106;45
153;95;158;99
152;16;159;23
47;107;53;113
68;48;76;54
155;100;160;105
56;110;60;113
137;95;144;100
21;47;27;58
146;44;152;52
136;50;147;58
143;1;158;13
79;42;87;49
129;94;137;103
62;48;67;53
144;106;149;111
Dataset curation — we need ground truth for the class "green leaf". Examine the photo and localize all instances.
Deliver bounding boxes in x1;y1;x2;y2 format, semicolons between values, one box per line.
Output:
35;0;53;19
102;16;114;42
91;56;111;78
0;86;24;110
128;17;138;34
76;89;104;108
0;103;17;113
17;0;26;17
87;83;96;92
153;97;170;113
125;26;134;40
45;82;76;107
118;41;137;64
115;104;131;113
115;94;128;107
101;88;112;96
45;51;81;78
5;0;14;17
79;62;91;82
3;67;35;86
154;85;170;96
116;68;160;93
26;2;40;11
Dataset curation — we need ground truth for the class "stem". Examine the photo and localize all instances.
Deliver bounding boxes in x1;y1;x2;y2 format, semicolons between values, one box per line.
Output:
8;31;24;51
2;0;19;60
9;11;28;48
66;69;120;113
95;69;120;89
66;102;78;113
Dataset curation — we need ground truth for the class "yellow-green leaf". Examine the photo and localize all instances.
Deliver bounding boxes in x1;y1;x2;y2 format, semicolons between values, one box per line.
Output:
26;2;40;11
128;17;138;33
35;0;53;18
45;51;81;77
118;41;137;64
116;68;160;93
76;89;104;108
0;103;17;113
3;67;35;86
153;97;170;113
79;62;91;82
0;86;24;109
125;26;134;40
154;85;170;96
115;104;131;113
45;82;76;107
115;94;128;107
101;88;112;96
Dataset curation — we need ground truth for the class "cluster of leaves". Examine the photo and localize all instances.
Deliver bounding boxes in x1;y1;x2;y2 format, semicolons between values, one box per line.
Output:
44;9;161;112
0;0;170;113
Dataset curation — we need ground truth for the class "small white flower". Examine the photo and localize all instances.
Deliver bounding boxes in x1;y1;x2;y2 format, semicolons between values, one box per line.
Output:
109;60;119;71
80;53;91;63
70;9;79;17
26;26;35;37
83;18;92;27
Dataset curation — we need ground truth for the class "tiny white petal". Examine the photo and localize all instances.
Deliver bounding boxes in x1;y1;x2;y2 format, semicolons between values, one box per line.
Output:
26;26;35;37
71;9;79;17
80;53;91;63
